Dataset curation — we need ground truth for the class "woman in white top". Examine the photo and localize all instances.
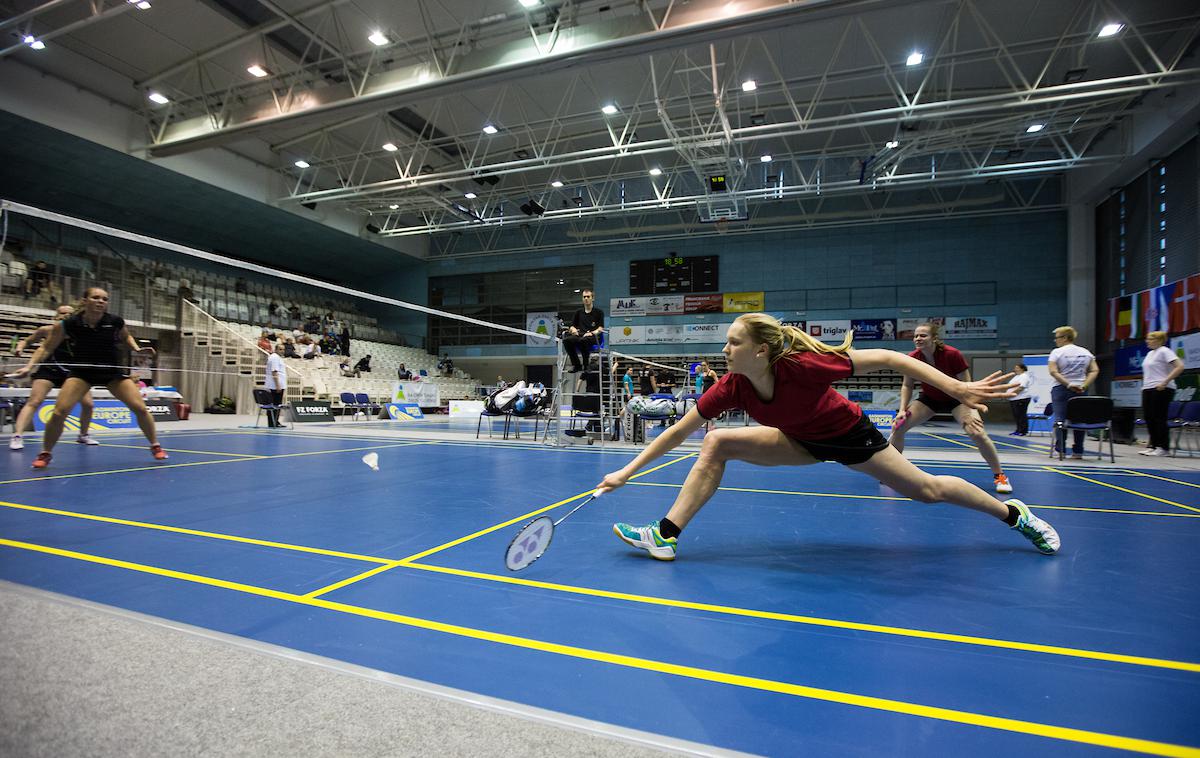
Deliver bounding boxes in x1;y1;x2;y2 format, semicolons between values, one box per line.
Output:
1008;363;1034;436
1140;330;1184;456
1047;326;1099;458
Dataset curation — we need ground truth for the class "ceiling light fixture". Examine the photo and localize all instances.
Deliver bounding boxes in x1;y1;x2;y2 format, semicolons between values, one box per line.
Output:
464;192;477;199
1026;123;1045;133
389;204;399;210
649;167;663;176
906;51;924;66
294;160;310;168
247;65;270;78
551;180;563;188
760;155;772;163
23;36;45;50
482;124;498;135
519;0;540;7
135;0;151;8
1098;23;1124;38
368;31;389;46
886;140;899;149
382;142;398;152
742;79;757;92
601;103;619;115
147;92;170;105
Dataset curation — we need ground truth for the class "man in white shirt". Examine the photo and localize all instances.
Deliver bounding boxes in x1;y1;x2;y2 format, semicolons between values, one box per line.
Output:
264;343;288;428
1048;326;1099;458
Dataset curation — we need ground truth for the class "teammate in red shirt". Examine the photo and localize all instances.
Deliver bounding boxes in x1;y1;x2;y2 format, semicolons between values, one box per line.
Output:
889;323;1013;494
596;313;1058;561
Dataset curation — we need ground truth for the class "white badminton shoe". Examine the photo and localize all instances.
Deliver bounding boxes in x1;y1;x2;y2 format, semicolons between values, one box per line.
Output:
9;435;23;451
1007;499;1060;555
613;521;677;561
76;434;99;445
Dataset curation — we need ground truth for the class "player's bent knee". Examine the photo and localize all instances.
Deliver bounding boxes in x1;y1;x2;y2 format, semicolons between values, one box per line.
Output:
912;477;944;503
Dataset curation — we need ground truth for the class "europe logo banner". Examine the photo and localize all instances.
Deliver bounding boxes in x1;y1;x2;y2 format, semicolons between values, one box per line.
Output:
33;401;137;430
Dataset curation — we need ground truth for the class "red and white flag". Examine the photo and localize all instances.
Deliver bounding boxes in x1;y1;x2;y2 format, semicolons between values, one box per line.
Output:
1169;274;1200;333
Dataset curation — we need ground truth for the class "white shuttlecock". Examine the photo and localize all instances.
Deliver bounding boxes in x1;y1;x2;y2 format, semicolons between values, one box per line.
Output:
362;452;379;471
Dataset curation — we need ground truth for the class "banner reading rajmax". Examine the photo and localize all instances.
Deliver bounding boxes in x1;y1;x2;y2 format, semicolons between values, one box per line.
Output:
806;320;853;343
723;292;764;313
943;316;997;339
851;319;897;341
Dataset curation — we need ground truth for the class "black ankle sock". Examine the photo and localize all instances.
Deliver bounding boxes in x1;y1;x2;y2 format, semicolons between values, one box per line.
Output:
658;517;681;539
1003;503;1020;526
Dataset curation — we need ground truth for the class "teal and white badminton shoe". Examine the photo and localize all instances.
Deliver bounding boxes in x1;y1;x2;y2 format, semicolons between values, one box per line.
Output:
613;521;677;561
1007;499;1060;555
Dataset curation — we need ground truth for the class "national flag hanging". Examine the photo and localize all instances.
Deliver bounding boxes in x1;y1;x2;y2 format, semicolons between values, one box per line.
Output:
1169;274;1200;333
1147;282;1175;333
1107;296;1120;341
1115;295;1134;340
1139;288;1159;336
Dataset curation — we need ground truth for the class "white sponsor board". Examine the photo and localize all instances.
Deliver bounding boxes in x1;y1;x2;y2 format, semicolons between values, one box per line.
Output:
449;400;485;417
610;297;646;317
611;325;645;345
645;324;685;344
684;323;726;342
806;320;853;343
1169;331;1200;370
944;316;997;339
645;295;686;315
1111;379;1143;408
609;322;729;345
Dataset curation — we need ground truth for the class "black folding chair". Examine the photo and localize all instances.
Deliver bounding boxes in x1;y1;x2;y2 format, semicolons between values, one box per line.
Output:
253;388;291;429
1050;396;1113;462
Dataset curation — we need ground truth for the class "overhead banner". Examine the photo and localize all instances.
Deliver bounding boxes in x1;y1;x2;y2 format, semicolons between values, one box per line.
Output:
611;323;730;345
684;294;723;312
645;324;685;344
944;316;997;339
852;319;897;341
806;320;853;343
723;292;765;313
645;295;686;315
525;312;557;346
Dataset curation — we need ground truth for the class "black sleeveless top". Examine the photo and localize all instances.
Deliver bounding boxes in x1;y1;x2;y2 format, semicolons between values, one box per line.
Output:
62;312;125;370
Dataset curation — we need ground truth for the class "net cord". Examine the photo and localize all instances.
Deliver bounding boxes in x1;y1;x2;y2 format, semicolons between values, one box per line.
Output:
0;199;552;341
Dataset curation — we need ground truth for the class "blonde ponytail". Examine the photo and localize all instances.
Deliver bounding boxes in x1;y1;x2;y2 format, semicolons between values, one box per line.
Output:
737;313;853;365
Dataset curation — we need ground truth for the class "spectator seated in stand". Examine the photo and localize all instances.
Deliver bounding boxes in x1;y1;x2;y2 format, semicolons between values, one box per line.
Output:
24;260;50;299
354;354;372;373
397;363;412;381
437;354;454;376
257;330;272;353
340;360;360;378
283;338;300;359
303;315;322;334
288;303;302;322
319;333;340;356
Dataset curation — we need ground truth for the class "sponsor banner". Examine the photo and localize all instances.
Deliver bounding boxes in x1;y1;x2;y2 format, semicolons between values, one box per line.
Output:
684;294;723;313
841;389;901;410
1111;379;1142;408
723;291;765;313
806;320;853;343
291;401;334;422
449;400;485;418
525;311;557;346
33;401;137;431
386;403;425;420
943;316;997;339
611;325;645;345
780;320;806;331
645;324;685;344
852;319;897;341
610;297;646;317
1114;345;1149;379
145;401;179;422
645;295;686;315
392;381;439;406
897;317;928;340
1169;332;1200;370
683;323;726;342
1021;355;1055;415
864;409;898;430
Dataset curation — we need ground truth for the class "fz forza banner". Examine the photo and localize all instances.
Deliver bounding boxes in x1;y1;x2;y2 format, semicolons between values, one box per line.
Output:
290;401;334;422
145;401;180;422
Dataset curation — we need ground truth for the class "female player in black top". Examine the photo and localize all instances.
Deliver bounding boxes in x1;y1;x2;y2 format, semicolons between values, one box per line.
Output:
10;304;99;451
14;287;167;468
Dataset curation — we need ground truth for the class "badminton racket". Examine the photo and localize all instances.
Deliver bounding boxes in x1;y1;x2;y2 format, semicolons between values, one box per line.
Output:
505;491;601;571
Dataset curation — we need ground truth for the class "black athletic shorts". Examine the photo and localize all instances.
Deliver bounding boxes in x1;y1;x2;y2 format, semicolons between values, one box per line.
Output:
914;395;961;415
795;415;889;466
68;369;127;388
31;366;69;388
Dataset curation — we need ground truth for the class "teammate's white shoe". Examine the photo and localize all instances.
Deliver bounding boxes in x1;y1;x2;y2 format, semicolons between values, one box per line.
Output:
9;435;23;451
77;434;99;445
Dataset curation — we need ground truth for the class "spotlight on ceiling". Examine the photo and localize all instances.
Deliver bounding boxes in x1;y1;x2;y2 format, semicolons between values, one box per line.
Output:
147;92;170;105
906;51;924;66
247;64;270;78
741;79;757;92
382;142;398;152
368;31;389;46
649;167;663;176
551;180;564;188
1026;123;1046;133
482;124;498;135
1098;23;1124;38
294;160;310;169
601;103;619;115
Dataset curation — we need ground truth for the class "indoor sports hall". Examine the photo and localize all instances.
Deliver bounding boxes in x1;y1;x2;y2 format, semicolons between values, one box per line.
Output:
1;1;1199;756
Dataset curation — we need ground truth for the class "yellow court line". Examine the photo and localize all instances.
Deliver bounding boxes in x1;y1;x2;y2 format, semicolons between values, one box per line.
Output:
1125;470;1200;491
0;500;391;564
96;442;264;458
5;496;1196;670
1043;467;1200;515
401;562;1200;673
0;441;433;486
919;430;979;450
398;453;699;564
630;481;1200;518
1;538;1195;757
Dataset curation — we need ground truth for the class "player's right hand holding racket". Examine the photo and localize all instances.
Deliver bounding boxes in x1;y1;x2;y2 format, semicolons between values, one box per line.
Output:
596;468;631;495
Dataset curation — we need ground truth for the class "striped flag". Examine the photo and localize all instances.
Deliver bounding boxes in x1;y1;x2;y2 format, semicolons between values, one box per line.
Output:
1169;274;1200;333
1115;295;1134;340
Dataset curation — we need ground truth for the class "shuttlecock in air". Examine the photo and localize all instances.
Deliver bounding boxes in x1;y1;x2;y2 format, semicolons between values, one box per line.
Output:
362;452;379;471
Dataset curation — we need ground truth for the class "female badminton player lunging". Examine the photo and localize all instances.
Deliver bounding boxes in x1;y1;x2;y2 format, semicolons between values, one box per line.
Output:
13;287;167;468
597;313;1059;560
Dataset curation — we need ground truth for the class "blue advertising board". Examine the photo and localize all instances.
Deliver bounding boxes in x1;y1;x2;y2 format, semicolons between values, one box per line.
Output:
32;400;138;431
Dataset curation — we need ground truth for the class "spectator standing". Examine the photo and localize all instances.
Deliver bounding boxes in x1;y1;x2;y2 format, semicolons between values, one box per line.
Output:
1140;330;1184;456
1047;326;1099;459
340;326;351;357
1008;363;1033;436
